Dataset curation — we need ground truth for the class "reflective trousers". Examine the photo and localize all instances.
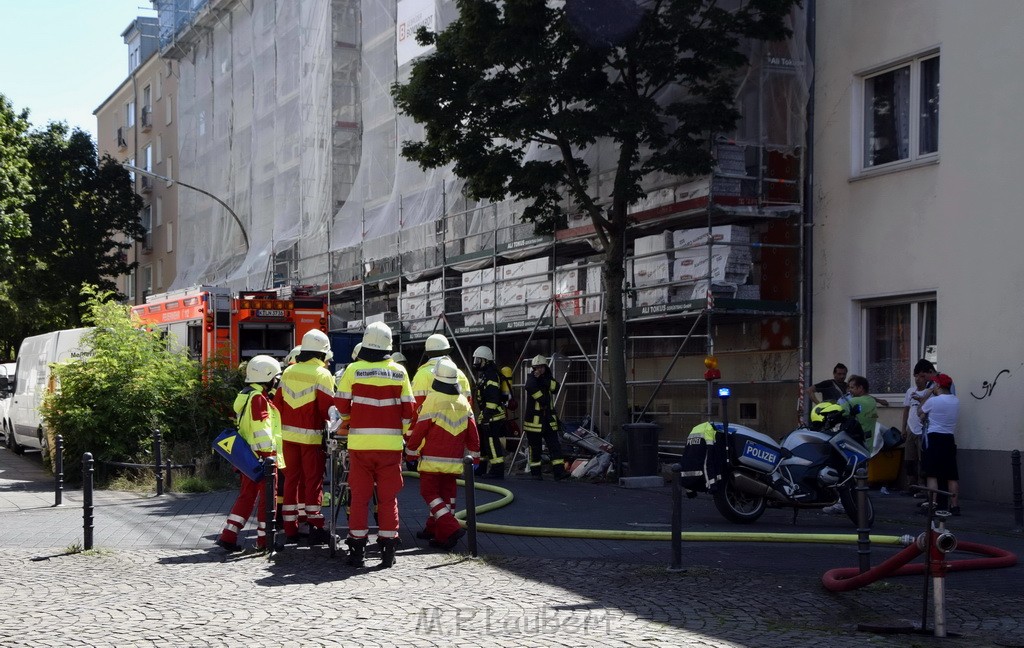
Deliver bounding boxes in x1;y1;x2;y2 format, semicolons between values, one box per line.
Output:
418;471;459;542
281;440;325;535
219;465;277;549
347;449;403;540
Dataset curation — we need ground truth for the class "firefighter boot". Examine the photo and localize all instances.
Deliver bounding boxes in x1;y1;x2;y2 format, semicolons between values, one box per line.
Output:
378;537;398;569
530;466;543;481
553;463;568;482
345;538;367;568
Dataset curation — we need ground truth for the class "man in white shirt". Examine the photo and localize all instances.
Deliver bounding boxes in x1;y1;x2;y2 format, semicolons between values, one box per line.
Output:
918;373;960;514
902;359;934;495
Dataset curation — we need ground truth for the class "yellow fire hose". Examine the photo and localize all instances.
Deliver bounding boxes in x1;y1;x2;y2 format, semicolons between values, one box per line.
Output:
402;472;905;546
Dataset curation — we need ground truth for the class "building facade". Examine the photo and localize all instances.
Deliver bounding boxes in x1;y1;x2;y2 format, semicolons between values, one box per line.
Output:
95;17;179;304
812;0;1024;501
153;1;811;446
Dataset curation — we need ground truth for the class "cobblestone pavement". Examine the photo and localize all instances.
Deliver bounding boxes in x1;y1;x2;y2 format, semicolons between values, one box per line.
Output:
3;449;1024;646
1;546;1021;648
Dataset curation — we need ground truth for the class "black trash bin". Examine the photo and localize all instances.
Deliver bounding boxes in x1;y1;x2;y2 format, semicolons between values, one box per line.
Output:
622;422;661;476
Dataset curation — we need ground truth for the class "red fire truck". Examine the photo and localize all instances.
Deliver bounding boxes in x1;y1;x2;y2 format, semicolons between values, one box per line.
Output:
131;286;329;367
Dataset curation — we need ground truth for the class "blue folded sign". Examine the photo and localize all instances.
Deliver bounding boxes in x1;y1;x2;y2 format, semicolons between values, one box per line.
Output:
212;428;264;482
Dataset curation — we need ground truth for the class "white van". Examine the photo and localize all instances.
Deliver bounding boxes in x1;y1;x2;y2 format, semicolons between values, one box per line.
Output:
0;362;15;443
5;328;92;456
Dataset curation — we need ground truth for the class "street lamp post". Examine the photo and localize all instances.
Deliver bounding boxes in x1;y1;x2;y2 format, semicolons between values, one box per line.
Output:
119;162;250;253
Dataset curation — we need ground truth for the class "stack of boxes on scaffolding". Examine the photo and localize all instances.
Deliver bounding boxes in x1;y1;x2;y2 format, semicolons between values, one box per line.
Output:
630;225;755;309
402;276;463;333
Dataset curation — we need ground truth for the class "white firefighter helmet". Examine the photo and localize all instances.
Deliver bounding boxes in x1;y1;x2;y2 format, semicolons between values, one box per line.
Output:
424;333;450;353
246;355;282;384
473;346;494;362
300;329;331;355
283;345;301;365
390;351;407;364
362;321;394;351
531;354;549;368
351;342;363;360
434;358;459;385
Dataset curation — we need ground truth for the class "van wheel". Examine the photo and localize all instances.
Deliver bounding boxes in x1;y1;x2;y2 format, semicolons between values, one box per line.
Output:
7;427;24;455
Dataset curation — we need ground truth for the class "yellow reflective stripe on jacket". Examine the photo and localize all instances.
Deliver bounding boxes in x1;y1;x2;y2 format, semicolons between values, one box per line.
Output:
280;361;334;409
347;427;405;451
418;455;466;474
412;358;471;398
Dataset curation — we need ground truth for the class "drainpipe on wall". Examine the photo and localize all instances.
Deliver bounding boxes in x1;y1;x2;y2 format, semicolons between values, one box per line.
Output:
801;0;817;420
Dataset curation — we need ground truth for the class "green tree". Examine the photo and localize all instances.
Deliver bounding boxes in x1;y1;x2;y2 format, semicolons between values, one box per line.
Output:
42;288;238;477
394;0;797;443
1;123;143;358
0;95;34;358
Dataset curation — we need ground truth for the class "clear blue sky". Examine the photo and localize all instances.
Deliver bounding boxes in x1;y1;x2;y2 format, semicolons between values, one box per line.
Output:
0;0;157;140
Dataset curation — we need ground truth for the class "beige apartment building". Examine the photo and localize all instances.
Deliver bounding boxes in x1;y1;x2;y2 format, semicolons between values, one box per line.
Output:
94;16;179;305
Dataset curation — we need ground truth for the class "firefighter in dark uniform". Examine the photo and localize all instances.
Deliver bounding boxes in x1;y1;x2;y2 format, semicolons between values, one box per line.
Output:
523;355;567;481
472;345;508;479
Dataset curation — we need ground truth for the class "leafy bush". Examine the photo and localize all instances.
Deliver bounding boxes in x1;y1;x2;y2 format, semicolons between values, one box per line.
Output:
42;288;240;478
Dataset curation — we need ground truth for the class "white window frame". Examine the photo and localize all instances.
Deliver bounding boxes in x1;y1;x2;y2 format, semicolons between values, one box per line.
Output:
142;265;153;298
166;221;174;253
156;259;164;290
854;49;939;178
125;268;136;301
165;156;173;187
857;294;937;397
155;196;163;227
144;145;153;172
126;100;136;128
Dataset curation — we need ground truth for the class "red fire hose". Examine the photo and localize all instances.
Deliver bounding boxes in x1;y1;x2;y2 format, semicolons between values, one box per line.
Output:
822;540;1017;592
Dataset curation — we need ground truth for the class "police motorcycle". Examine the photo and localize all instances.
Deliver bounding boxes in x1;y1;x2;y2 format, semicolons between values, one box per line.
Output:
707;402;885;527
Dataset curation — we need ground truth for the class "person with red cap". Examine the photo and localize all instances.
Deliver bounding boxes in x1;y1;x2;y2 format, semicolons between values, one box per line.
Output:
919;372;961;514
405;357;480;550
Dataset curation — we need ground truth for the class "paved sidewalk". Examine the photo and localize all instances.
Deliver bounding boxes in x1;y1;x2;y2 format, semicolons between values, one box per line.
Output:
2;447;1023;647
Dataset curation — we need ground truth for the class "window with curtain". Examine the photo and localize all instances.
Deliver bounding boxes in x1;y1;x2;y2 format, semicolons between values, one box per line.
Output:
863;296;937;394
861;52;939;170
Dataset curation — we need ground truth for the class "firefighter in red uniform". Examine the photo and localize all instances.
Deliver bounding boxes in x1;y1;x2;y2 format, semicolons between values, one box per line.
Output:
335;322;415;568
273;329;336;545
216;355;283;552
405;358;480;550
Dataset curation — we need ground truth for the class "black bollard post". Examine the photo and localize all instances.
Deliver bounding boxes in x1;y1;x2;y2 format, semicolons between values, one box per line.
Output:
153;429;164;496
263;457;277;556
165;459;174;492
54;435;64;507
669;463;684;572
82;452;95;550
463;456;478;558
855;467;871;573
1012;450;1023;530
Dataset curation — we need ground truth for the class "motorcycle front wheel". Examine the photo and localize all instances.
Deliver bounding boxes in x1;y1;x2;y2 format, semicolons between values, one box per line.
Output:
712;476;767;524
838;487;875;527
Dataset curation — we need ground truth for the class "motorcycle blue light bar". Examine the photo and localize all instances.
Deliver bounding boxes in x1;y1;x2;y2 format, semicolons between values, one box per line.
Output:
718;387;731;398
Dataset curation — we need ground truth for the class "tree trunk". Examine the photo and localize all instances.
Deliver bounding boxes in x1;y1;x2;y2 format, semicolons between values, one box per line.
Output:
602;232;629;452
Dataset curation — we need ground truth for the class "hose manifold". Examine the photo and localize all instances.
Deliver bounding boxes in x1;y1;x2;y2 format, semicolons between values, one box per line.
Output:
916;531;958;554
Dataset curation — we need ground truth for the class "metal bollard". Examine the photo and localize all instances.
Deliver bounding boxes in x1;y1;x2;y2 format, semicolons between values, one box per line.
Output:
855;467;871;573
463;456;478;558
263;457;278;556
82;452;95;550
153;429;164;496
669;463;684;572
1012;450;1022;530
54;435;64;507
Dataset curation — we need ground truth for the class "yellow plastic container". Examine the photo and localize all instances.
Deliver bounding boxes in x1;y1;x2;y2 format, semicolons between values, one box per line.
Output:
868;447;904;484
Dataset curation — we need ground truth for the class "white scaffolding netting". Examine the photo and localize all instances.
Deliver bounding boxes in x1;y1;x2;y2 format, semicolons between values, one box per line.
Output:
157;0;810;290
163;0;334;290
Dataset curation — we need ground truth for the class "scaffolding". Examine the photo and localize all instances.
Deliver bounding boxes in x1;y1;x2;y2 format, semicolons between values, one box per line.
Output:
153;0;811;442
